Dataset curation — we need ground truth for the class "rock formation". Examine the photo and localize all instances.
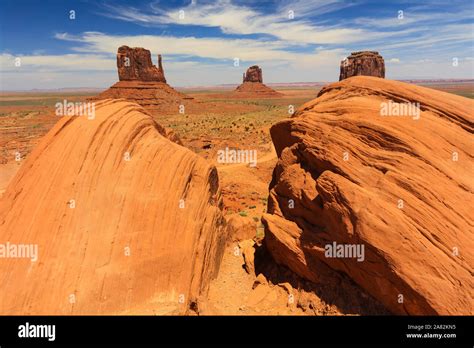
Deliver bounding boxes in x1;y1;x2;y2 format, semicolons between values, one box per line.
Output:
117;46;166;82
339;51;385;81
263;76;473;315
94;46;193;111
233;65;282;98
0;99;227;314
243;65;263;83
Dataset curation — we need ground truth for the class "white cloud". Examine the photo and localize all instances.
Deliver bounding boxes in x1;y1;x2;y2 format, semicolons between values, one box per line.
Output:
0;53;113;72
58;32;300;62
387;60;474;80
353;9;474;28
101;0;384;45
58;31;349;71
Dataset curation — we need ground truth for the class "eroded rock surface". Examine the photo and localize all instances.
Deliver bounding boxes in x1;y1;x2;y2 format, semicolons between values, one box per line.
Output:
0;99;227;314
243;65;263;83
117;45;166;82
340;51;385;80
263;76;474;315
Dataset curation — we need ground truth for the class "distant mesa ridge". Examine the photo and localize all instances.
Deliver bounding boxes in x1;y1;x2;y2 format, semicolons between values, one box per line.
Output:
340;51;385;81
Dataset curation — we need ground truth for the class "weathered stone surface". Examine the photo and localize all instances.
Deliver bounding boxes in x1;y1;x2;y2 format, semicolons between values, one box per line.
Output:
263;76;473;315
117;45;166;82
339;51;385;81
226;215;257;242
243;65;263;83
0;99;227;314
94;80;192;109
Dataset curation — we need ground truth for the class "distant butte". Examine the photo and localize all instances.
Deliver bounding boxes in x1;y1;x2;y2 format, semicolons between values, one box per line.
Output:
117;46;167;82
93;46;192;111
233;65;283;98
243;65;263;83
339;51;385;81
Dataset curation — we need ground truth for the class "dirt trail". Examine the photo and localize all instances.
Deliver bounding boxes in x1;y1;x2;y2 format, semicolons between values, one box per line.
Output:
216;145;277;172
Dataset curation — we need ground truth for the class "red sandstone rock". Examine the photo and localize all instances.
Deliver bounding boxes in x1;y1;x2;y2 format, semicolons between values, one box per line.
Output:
0;99;227;314
339;51;385;81
117;46;166;82
95;80;192;108
93;46;193;111
243;65;263;83
234;66;282;98
263;76;473;315
226;215;258;243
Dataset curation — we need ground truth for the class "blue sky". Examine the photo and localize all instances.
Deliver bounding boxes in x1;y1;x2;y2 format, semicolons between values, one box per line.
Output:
1;0;473;89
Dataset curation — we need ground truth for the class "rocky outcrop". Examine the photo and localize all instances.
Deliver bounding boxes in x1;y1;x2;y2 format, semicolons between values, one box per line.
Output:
226;215;258;243
339;51;385;81
94;80;192;110
117;46;166;82
262;76;473;315
0;99;227;314
234;66;282;98
243;65;263;83
94;46;193;112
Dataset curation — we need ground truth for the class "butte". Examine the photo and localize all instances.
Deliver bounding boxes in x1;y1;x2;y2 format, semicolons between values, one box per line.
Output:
232;65;283;98
339;51;385;80
93;45;193;112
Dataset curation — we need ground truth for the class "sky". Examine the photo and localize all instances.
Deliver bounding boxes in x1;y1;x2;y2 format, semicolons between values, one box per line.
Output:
0;0;473;90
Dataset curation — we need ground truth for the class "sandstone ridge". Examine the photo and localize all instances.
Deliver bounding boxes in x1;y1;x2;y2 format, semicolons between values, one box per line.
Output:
0;99;227;314
263;76;473;315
